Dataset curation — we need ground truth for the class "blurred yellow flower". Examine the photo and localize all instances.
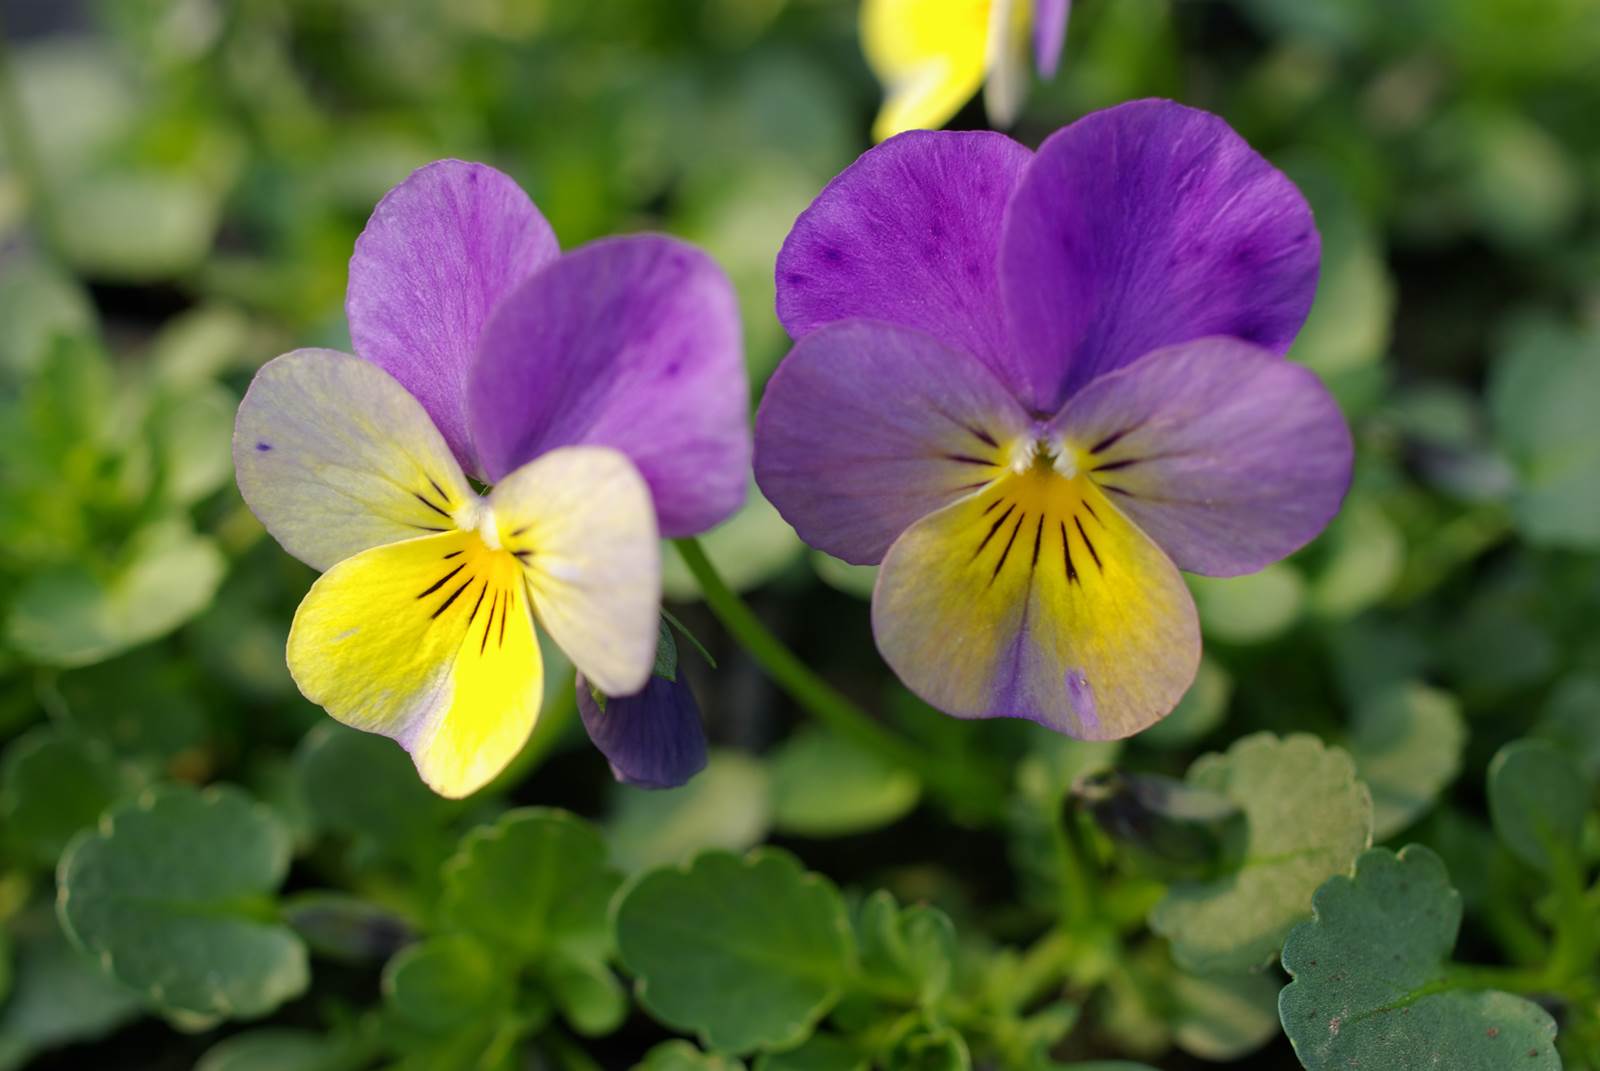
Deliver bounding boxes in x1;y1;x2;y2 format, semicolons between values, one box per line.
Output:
862;0;1070;142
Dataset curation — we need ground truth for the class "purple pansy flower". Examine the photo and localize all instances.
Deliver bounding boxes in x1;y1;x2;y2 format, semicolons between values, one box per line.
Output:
755;100;1352;740
234;160;747;796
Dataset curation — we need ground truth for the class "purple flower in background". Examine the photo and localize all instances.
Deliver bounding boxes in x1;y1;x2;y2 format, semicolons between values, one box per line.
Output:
755;100;1352;740
235;160;746;796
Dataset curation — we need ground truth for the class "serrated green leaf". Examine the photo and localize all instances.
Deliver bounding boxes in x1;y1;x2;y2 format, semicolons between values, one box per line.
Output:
615;848;852;1054
0;728;140;869
771;728;920;837
382;934;504;1035
440;808;620;969
607;750;772;872
1150;734;1373;972
293;723;455;855
1347;682;1465;839
853;890;956;1008
1280;845;1560;1070
1487;739;1587;873
56;784;306;1019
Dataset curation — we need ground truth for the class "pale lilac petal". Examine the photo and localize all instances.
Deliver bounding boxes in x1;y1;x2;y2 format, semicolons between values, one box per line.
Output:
775;131;1035;398
1034;0;1070;77
470;235;749;538
576;672;708;789
347;160;558;474
755;320;1034;565
1052;337;1353;576
1000;99;1320;412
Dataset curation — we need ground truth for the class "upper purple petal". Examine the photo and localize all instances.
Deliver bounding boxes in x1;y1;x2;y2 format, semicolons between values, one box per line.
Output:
1034;0;1071;77
347;160;558;475
576;671;709;790
775;131;1035;400
755;319;1033;565
1052;336;1353;576
469;235;750;538
999;99;1321;412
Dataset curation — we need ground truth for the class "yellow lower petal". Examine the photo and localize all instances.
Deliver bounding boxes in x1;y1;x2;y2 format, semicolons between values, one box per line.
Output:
862;0;994;141
287;530;543;798
872;458;1199;739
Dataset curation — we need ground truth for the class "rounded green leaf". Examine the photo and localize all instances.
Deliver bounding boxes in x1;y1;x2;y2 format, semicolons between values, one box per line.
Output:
607;750;772;872
440;808;620;965
383;934;503;1035
770;728;920;837
1347;682;1465;840
637;1041;747;1071
0;728;139;869
1189;565;1305;645
1150;734;1373;972
1280;845;1560;1070
1535;673;1600;782
615;848;852;1054
56;785;307;1018
1487;739;1588;873
195;1029;338;1071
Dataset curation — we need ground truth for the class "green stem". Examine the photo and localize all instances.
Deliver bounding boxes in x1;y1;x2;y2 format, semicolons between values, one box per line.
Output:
672;537;1005;816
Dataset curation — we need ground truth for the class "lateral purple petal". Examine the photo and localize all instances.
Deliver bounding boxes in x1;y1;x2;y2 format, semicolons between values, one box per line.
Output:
1034;0;1070;77
347;160;558;475
755;320;1034;565
1000;99;1320;411
469;235;750;538
576;672;709;790
1053;336;1353;576
775;131;1035;399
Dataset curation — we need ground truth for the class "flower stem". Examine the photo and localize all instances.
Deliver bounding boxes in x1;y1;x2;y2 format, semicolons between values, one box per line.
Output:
671;537;1005;816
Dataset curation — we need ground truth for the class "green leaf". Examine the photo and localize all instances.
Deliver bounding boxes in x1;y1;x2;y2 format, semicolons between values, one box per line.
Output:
1347;683;1466;839
1307;501;1404;619
607;750;772;872
885;1026;969;1071
1280;845;1560;1070
1535;673;1600;782
1487;739;1588;873
1138;656;1231;749
440;808;621;969
0;728;139;869
546;953;628;1037
194;1029;339;1071
637;1041;747;1071
755;1033;865;1071
1489;320;1600;547
6;519;225;667
1188;565;1306;645
1150;734;1373;972
1169;967;1281;1061
771;727;920;837
294;723;455;856
0;908;143;1071
148;380;236;507
383;934;505;1035
615;848;853;1054
653;617;680;682
56;784;307;1018
853;890;956;1008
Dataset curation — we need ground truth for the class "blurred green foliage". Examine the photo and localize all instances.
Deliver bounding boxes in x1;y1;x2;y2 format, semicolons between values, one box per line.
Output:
1;0;1599;1069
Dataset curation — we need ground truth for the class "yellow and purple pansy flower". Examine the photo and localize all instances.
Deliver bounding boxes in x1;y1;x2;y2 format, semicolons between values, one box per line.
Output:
234;160;749;797
863;0;1071;142
755;99;1353;740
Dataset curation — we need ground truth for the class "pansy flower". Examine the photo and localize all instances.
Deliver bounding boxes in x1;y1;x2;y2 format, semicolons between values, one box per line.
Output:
755;100;1352;739
235;161;748;796
863;0;1071;142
